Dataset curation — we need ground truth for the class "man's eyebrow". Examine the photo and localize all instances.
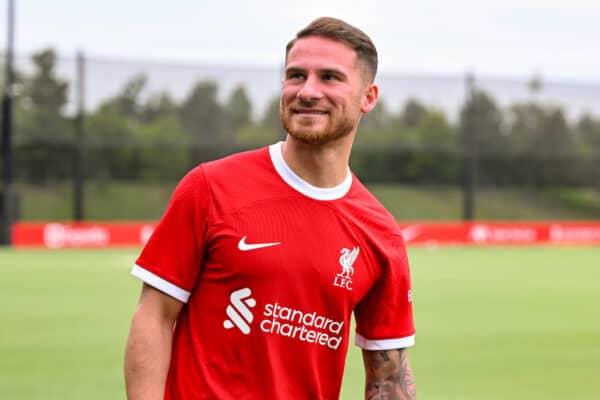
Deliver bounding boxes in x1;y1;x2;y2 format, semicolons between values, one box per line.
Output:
285;66;305;75
321;68;347;78
284;66;349;80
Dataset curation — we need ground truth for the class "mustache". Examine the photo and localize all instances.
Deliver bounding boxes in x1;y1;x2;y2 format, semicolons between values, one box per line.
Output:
296;97;317;107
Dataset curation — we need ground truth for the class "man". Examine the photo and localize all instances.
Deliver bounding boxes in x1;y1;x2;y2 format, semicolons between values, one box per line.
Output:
125;17;416;400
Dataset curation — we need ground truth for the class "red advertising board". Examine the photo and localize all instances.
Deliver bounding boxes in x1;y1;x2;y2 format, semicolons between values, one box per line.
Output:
398;222;600;246
12;222;156;249
10;221;600;249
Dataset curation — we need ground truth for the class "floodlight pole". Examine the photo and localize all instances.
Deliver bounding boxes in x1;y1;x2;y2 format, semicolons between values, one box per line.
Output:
73;50;85;221
462;73;477;222
1;0;16;245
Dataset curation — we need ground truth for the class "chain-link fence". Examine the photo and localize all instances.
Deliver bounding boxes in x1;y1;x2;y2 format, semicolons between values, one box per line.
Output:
2;49;600;227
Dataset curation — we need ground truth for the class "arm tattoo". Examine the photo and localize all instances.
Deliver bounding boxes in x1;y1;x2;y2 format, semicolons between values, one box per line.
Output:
363;348;415;400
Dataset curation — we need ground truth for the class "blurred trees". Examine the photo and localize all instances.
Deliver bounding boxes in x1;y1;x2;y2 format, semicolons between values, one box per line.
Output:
99;73;147;120
400;99;427;129
16;48;71;182
238;95;282;145
224;85;252;133
180;81;224;141
506;103;575;186
10;47;600;189
459;89;504;154
458;87;505;191
575;114;600;155
574;114;600;187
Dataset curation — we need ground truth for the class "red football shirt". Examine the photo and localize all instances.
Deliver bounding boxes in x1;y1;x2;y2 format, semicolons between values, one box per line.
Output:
133;142;415;399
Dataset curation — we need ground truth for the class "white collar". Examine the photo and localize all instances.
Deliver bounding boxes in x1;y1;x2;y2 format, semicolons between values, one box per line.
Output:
268;141;352;201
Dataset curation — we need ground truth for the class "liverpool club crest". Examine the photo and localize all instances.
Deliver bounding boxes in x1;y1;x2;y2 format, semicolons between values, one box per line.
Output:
333;247;359;291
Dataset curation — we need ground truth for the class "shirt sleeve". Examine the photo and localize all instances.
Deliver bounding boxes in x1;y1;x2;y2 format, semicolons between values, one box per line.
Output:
354;234;415;350
131;165;210;303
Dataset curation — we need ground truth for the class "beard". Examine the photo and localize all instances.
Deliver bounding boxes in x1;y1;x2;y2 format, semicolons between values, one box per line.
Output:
280;99;359;145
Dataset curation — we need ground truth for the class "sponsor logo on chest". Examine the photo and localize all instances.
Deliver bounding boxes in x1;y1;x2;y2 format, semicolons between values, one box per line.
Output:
222;288;344;350
333;246;359;291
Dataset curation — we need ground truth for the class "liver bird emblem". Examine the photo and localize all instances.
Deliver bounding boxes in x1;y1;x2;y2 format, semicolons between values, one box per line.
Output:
339;247;360;278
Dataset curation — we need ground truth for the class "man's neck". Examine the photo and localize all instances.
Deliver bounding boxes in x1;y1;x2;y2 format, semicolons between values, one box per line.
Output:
281;134;354;188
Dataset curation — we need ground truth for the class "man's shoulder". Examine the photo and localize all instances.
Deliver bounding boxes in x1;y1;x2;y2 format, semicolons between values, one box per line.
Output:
347;177;392;216
202;146;270;177
190;145;283;211
173;146;272;202
344;177;402;235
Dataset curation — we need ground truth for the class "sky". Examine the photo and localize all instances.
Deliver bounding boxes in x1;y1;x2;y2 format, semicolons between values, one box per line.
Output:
0;0;600;82
2;0;600;83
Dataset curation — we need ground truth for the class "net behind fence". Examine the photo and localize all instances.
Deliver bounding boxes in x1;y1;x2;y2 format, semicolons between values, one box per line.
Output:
2;49;600;223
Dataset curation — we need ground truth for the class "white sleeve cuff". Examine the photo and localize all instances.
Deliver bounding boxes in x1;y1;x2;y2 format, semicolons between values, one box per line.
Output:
355;333;415;350
131;264;191;303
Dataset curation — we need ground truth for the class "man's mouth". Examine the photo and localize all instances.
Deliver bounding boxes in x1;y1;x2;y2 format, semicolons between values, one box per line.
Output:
292;108;329;115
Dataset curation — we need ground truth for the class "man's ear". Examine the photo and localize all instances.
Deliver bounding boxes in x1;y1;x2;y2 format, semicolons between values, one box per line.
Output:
361;83;379;114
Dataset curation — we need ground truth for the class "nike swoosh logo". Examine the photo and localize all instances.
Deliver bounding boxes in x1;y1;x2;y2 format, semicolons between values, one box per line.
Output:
238;236;281;251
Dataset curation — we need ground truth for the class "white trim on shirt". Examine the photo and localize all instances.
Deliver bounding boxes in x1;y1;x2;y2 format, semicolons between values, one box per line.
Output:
355;333;415;350
269;141;352;201
131;264;191;303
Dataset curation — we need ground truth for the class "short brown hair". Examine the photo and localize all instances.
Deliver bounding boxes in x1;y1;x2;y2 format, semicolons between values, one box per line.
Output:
285;17;378;82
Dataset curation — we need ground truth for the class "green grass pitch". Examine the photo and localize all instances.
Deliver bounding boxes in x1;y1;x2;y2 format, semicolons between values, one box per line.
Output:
1;246;599;399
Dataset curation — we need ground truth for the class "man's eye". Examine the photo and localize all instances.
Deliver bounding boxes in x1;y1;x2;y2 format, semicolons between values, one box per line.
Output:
323;74;340;81
288;73;305;80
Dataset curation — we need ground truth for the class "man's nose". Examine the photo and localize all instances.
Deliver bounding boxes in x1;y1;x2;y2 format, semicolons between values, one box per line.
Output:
297;76;323;102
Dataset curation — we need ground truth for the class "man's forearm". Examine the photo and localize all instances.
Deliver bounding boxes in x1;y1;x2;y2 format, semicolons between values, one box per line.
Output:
124;308;174;400
363;348;416;400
